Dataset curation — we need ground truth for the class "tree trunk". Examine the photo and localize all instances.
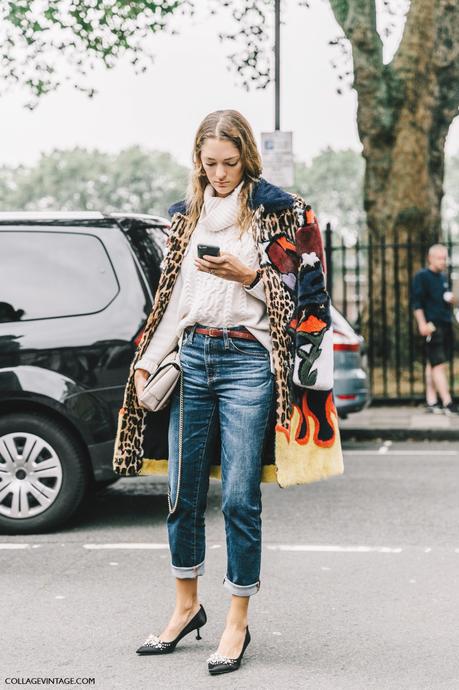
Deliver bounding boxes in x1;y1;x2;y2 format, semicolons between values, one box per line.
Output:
329;0;459;388
362;0;453;246
217;0;459;394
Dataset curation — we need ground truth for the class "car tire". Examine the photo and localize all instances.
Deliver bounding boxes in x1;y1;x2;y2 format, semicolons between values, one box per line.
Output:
0;412;90;535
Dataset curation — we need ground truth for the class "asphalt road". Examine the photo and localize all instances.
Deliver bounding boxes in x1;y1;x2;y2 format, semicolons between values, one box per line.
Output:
2;440;459;690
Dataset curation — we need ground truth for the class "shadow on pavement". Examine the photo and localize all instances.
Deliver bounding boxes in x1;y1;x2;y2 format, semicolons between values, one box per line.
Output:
71;477;223;532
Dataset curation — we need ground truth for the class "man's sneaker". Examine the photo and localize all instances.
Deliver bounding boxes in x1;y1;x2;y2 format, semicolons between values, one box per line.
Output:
442;402;459;416
426;402;443;414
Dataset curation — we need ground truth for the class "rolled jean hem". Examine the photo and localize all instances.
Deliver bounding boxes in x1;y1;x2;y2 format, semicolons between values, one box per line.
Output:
223;576;260;597
171;559;205;579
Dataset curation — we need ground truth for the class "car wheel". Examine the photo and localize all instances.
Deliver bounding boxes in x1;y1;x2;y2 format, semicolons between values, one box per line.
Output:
0;413;89;535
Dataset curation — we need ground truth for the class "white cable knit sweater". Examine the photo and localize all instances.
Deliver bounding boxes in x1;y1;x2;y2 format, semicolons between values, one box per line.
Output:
135;182;274;374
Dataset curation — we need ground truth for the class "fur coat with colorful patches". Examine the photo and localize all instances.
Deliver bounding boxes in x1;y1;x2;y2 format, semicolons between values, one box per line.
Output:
112;178;343;487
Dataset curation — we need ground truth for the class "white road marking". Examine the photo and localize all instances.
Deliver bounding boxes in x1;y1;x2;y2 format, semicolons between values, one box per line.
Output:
267;545;403;553
86;543;402;554
378;440;392;454
83;543;169;550
5;542;459;554
348;449;459;456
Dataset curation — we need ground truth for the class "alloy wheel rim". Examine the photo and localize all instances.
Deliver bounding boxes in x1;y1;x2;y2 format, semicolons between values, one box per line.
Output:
0;432;63;519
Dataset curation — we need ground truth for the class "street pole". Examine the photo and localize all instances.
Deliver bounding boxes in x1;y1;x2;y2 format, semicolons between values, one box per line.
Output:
275;0;280;131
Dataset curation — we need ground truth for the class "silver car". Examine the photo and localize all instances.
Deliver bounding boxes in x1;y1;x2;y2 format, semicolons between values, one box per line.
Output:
332;306;370;418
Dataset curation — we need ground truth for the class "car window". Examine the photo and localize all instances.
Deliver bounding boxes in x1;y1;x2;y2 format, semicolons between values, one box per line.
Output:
119;221;167;297
0;230;119;321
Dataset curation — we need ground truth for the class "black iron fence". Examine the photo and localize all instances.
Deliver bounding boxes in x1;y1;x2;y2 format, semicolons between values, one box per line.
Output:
324;224;459;402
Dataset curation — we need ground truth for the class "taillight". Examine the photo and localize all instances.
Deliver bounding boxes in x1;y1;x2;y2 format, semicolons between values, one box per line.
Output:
134;327;145;347
333;330;360;352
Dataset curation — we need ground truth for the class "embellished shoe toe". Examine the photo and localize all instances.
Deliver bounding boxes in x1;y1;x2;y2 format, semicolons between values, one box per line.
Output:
136;604;207;655
136;634;176;655
207;652;239;674
207;627;251;675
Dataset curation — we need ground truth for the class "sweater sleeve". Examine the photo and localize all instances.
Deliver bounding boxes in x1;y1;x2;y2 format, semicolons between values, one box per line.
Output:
135;271;183;374
242;275;267;303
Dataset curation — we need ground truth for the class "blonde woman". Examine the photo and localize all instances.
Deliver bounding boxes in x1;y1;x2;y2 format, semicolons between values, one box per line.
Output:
113;110;343;675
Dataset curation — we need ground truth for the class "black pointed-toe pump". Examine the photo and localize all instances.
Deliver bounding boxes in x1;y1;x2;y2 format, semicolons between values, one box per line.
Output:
207;627;251;675
136;604;207;655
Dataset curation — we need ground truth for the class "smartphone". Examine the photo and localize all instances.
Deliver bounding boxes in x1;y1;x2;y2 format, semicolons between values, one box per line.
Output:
197;244;220;259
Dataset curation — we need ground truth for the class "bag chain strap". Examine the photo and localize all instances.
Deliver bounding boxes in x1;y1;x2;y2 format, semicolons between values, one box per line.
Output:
168;370;183;514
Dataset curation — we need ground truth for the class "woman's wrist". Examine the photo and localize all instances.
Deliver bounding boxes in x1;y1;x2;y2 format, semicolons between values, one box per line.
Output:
241;268;260;288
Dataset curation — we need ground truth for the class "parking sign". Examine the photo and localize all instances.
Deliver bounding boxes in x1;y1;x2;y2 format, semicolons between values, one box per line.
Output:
261;131;294;187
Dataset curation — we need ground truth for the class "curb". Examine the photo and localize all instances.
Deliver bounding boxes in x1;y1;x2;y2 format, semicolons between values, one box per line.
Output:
340;428;459;442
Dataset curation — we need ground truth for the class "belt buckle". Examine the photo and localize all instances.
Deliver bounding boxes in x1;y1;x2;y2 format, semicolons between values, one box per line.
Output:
208;327;221;337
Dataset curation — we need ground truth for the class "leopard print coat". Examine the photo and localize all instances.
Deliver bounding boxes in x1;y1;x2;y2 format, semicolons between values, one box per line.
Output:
112;179;343;487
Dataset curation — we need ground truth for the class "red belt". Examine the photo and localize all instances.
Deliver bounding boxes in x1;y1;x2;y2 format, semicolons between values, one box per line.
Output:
187;326;258;341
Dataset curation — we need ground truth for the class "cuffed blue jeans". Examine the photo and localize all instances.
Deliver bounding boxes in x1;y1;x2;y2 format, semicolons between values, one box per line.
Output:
167;323;275;597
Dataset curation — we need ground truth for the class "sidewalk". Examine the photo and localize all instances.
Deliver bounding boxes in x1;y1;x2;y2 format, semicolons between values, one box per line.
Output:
339;405;459;441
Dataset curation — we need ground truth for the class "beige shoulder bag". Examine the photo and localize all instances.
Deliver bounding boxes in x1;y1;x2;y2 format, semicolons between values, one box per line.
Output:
139;349;183;514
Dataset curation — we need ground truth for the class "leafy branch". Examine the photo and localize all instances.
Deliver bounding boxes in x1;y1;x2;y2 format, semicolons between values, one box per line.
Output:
0;0;190;107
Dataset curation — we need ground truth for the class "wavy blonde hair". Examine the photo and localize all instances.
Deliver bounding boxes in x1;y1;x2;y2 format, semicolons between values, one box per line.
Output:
185;110;263;237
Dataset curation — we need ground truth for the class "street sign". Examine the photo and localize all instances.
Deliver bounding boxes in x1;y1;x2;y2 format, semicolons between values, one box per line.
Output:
261;131;294;188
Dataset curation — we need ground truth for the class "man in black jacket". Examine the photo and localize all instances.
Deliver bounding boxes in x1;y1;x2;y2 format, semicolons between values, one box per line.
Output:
411;244;457;414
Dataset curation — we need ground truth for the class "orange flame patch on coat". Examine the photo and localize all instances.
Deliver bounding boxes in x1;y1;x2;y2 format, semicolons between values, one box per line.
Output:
297;315;327;333
275;390;336;449
305;391;336;448
277;236;296;252
289;316;327;333
305;208;316;224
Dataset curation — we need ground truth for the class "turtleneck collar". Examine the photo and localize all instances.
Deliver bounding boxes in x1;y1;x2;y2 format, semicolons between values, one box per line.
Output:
168;177;295;218
199;180;244;233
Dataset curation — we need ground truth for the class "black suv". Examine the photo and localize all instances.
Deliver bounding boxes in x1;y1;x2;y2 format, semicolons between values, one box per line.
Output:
0;212;169;534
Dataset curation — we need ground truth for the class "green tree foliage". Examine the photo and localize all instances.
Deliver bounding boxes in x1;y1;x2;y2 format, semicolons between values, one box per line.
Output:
292;148;365;243
1;147;457;239
0;0;185;106
0;147;189;217
293;148;459;242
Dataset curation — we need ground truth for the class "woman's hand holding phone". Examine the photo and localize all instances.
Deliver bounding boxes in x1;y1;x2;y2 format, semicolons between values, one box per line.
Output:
197;244;221;259
195;250;257;286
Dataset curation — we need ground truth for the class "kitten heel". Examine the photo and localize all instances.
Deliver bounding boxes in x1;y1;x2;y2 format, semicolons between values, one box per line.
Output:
136;604;207;655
